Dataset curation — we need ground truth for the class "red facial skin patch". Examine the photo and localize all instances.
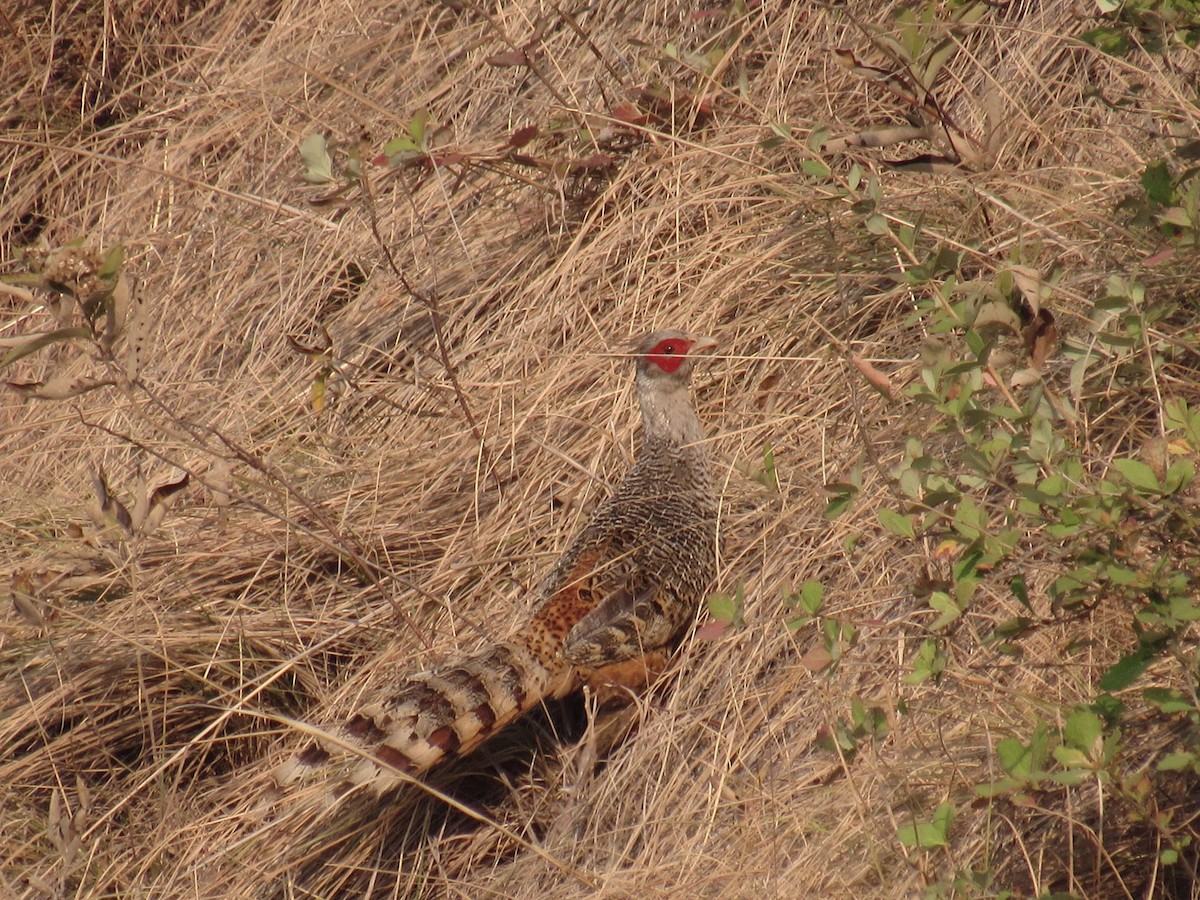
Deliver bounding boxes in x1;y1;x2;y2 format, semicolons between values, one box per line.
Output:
646;338;692;373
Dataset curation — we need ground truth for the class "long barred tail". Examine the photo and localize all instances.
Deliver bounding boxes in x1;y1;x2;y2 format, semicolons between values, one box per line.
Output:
274;631;575;803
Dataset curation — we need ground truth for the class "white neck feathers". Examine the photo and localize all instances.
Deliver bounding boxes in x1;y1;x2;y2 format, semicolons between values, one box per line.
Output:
636;374;705;448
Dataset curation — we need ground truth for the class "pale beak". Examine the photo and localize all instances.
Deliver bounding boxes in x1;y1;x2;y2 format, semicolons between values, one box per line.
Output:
689;334;718;356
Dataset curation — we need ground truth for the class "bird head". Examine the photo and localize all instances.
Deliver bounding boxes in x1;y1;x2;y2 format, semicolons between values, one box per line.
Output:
634;329;718;385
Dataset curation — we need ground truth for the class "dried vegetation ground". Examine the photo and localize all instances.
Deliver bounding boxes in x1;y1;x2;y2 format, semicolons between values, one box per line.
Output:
3;1;1200;897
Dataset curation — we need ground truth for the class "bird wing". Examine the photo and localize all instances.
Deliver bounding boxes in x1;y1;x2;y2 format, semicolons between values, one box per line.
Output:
561;576;678;668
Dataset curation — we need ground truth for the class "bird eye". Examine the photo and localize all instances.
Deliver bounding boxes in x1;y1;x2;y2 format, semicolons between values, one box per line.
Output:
646;338;690;373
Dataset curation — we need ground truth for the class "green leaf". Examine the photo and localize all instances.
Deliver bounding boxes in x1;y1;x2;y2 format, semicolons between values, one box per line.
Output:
1142;160;1175;206
1009;575;1031;611
1110;458;1161;493
1103;564;1141;586
1098;648;1153;692
864;214;890;235
920;35;959;91
824;494;854;519
974;776;1023;798
997;737;1032;778
953;575;979;608
383;136;420;156
1046;522;1081;540
98;243;124;279
952;496;985;541
1164;396;1191;430
801;159;831;178
987;616;1033;644
1027;416;1057;463
847;163;862;191
1168;595;1200;621
1143;688;1193;714
707;591;742;625
1157;752;1197;773
1069;352;1094;400
878;508;915;538
807;127;831;152
409;109;430;146
1038;474;1067;497
929;591;961;630
1063;709;1101;754
799;581;824;615
1052;746;1091;769
897;802;954;849
758;443;779;490
825;492;855;519
1079;26;1132;56
1165;459;1195;493
299;133;334;184
905;639;946;684
953;550;983;582
1092;693;1124;723
1049;765;1090;786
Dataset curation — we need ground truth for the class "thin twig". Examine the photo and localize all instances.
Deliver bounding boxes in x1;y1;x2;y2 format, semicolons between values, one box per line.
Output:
355;143;506;495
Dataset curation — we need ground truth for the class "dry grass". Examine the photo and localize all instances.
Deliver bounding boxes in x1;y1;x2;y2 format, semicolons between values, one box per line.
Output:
3;0;1200;897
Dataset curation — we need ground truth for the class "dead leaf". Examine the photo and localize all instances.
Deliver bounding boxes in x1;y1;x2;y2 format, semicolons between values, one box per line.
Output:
509;125;538;148
122;289;147;380
883;154;965;174
1142;246;1175;266
825;124;927;152
988;348;1018;369
1009;264;1044;316
611;102;651;126
12;587;47;630
833;46;922;108
486;49;529;67
754;372;782;411
91;470;133;534
1141;435;1170;482
834;47;893;81
573;152;613;170
142;471;190;534
973;300;1022;335
429;151;466;166
1169;437;1192;456
288;326;332;359
932;540;960;562
695;619;731;641
1009;367;1041;388
1022;308;1059;369
102;271;133;348
851;353;896;400
799;643;833;673
8;374;116;400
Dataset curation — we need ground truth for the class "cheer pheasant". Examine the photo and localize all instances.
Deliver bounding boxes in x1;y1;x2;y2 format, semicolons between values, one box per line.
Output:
276;329;720;801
